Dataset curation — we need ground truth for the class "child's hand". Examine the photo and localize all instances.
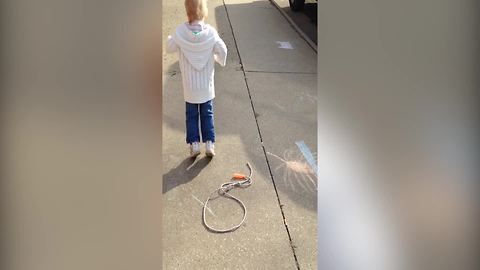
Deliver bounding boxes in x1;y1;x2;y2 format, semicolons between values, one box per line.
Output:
213;38;227;67
166;35;178;54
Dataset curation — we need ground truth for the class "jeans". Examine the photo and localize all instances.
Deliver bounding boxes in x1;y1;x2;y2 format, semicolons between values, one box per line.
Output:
185;99;215;144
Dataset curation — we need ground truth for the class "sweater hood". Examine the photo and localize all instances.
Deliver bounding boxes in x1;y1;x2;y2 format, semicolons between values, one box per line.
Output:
172;23;217;70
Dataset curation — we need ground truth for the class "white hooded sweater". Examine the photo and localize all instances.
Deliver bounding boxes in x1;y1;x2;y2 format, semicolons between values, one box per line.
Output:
167;22;227;104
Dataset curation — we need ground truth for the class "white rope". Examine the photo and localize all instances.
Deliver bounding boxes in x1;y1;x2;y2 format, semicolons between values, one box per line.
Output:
202;163;253;233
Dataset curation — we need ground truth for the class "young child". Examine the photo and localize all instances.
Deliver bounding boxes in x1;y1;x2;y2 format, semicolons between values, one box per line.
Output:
166;0;227;158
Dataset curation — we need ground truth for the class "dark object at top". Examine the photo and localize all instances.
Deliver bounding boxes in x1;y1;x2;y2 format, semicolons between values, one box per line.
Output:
289;0;305;11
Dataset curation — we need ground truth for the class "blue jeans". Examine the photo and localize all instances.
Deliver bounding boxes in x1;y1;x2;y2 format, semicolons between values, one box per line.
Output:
185;99;215;144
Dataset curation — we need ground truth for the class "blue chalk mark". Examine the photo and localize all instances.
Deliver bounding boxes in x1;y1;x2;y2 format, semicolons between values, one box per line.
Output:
295;141;318;176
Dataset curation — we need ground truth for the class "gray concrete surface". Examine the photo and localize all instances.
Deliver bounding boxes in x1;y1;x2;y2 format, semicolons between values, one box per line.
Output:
224;0;317;73
163;0;317;269
246;72;318;269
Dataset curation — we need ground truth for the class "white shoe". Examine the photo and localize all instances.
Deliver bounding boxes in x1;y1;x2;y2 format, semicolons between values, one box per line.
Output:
205;141;215;157
190;142;200;157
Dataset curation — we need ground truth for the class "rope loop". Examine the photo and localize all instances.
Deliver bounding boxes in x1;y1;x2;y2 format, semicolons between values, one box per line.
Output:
202;163;253;233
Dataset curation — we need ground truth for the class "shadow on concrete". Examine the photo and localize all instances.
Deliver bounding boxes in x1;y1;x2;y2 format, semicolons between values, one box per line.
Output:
282;2;317;24
162;156;212;193
302;3;317;25
280;2;317;44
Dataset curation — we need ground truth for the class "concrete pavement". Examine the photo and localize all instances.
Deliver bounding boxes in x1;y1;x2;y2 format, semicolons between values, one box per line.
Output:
163;0;317;269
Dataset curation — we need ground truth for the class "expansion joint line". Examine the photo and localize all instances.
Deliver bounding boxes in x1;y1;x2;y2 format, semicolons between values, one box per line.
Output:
221;1;301;269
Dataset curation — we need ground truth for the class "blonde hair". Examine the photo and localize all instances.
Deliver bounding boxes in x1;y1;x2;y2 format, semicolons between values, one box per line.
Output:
185;0;208;23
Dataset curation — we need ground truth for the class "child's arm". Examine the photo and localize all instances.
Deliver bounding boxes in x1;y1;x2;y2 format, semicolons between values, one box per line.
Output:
213;37;227;67
166;35;178;54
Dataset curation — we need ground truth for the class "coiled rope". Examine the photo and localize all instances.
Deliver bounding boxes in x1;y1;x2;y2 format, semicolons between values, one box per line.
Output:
202;162;253;233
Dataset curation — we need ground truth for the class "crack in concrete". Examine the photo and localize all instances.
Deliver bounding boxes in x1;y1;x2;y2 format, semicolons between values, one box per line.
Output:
222;1;301;269
245;70;316;74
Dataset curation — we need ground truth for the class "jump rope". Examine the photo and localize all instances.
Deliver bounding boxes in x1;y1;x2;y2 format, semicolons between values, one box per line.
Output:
202;163;253;233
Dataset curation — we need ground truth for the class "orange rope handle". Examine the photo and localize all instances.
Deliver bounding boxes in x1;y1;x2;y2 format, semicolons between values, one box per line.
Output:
232;173;247;180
